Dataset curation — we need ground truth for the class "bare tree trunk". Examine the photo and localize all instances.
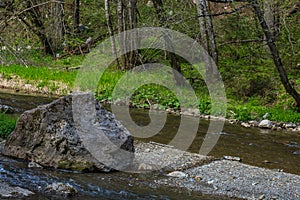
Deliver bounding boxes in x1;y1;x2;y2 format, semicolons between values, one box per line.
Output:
73;0;80;33
195;0;218;64
24;0;55;55
152;0;185;86
252;0;300;109
263;0;280;37
117;0;127;70
116;0;139;70
47;0;64;54
105;0;120;68
195;0;218;82
127;0;139;69
207;1;218;64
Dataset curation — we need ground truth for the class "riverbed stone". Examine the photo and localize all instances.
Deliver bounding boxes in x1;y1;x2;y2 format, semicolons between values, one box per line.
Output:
44;182;77;197
284;123;297;129
2;92;134;172
0;104;15;114
167;171;188;178
0;180;34;198
241;122;251;128
258;120;272;129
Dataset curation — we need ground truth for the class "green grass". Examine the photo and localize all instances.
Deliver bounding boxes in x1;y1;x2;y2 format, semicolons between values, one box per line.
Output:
227;100;300;123
0;113;17;139
0;64;77;87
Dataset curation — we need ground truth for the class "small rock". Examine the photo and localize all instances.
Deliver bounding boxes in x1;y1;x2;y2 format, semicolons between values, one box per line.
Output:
241;122;251;128
194;175;203;181
284;123;297;129
228;119;237;124
207;180;214;184
292;126;300;132
249;120;259;127
223;156;242;162
258;120;272;129
167;171;188;178
293;151;300;155
0;104;15;114
28;161;43;169
259;194;266;199
285;142;300;148
44;182;77;197
263;160;272;164
204;115;210;120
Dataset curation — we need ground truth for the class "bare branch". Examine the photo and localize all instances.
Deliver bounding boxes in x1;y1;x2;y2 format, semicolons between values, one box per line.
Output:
173;3;251;25
0;0;64;27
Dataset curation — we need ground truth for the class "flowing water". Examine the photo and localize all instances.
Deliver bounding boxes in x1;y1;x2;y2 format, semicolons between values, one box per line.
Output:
0;90;299;199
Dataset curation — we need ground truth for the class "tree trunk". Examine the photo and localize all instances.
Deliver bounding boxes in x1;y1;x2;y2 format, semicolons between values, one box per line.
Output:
47;0;64;54
73;0;80;33
116;0;139;70
105;0;120;68
252;0;300;109
195;0;218;64
24;0;55;55
263;0;280;37
195;0;218;82
152;0;185;86
127;0;139;69
23;0;64;56
117;0;127;70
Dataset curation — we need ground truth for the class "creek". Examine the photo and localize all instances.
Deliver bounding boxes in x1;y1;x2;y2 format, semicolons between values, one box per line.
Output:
0;89;299;199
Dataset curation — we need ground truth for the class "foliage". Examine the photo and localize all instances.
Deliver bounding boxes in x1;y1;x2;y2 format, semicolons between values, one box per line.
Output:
0;113;17;139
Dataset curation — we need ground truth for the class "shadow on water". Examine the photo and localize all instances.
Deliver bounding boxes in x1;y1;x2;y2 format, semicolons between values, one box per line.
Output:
0;90;299;199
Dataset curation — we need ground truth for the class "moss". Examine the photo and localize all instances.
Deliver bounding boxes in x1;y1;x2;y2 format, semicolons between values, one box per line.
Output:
57;160;95;172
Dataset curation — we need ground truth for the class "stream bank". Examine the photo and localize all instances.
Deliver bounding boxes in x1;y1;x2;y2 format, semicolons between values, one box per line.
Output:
1;81;300;134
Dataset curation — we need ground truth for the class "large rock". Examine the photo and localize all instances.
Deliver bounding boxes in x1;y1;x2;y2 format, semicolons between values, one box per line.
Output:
2;93;134;172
